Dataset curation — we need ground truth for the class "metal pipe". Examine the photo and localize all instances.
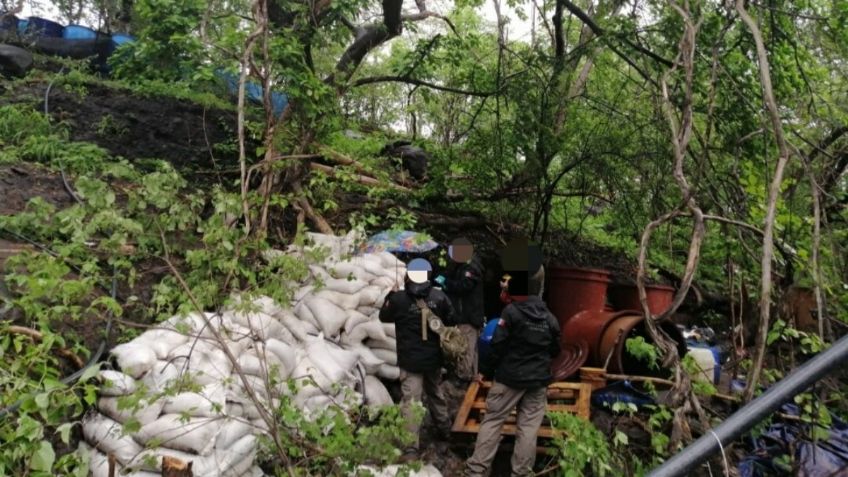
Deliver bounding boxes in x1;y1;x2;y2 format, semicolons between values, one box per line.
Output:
648;332;848;477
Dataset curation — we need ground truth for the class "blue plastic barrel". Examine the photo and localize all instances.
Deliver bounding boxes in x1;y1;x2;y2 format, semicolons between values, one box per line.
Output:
0;13;17;31
16;19;28;35
63;24;97;40
110;33;135;46
478;317;501;362
25;17;64;38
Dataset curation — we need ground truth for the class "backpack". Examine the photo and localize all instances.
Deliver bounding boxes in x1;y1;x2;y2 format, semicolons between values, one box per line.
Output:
415;298;469;369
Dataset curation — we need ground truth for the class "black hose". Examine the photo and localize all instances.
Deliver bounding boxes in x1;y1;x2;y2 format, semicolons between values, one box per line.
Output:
0;263;116;419
43;66;84;206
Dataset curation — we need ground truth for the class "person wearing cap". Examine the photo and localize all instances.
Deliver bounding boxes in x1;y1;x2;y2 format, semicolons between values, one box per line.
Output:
465;266;560;477
379;258;456;461
434;237;485;381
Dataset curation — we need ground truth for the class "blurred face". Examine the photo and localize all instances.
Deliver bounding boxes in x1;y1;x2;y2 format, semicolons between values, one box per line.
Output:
407;258;432;283
500;275;511;290
448;243;473;263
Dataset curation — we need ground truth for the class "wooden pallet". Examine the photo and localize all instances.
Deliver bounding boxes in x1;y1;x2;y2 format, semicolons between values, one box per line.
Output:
451;380;592;439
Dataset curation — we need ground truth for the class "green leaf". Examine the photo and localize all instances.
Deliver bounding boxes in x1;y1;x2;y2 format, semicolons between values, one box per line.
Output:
56;423;74;445
30;440;55;472
79;363;101;383
34;392;50;410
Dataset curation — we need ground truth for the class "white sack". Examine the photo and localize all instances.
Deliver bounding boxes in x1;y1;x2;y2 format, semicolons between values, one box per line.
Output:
84;445;159;477
290;355;333;392
264;339;298;375
306;337;359;377
141;359;182;392
238;347;287;380
376;251;404;269
329;262;376;283
163;383;226;418
294;285;315;302
376;364;400;380
363;375;394;407
302;336;354;384
97;396;164;426
381;323;396;339
315;289;361;311
226;310;286;341
250;295;286;317
357;306;378;318
280;313;309;342
215;418;254;450
344;310;372;332
309;265;331;281
135;414;222;455
365;336;397;352
98;370;137;396
305;297;348;337
110;342;157;379
354;464;442;477
293;302;321;330
83;413;145;465
371;276;398;290
357;286;385;307
348;344;384;374
343;321;387;345
370;348;397;366
190;342;233;385
324;277;368;295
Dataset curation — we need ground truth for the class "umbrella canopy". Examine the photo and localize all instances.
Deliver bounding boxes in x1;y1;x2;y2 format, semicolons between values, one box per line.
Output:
361;230;438;254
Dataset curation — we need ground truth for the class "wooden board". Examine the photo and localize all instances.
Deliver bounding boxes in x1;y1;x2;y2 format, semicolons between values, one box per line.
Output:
452;380;592;440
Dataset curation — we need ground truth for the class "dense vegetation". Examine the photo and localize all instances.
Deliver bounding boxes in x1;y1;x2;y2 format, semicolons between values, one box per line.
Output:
1;0;846;475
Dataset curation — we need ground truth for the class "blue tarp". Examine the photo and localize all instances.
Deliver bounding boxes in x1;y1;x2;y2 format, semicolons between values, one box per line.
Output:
591;380;655;409
738;404;848;477
216;69;289;117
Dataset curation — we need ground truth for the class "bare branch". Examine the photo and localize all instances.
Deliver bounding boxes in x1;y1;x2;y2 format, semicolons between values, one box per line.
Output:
560;0;674;67
737;0;795;403
352;75;498;96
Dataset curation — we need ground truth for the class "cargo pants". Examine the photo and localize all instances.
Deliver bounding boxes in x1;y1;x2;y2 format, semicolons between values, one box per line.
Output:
465;382;547;477
400;368;451;451
457;324;480;380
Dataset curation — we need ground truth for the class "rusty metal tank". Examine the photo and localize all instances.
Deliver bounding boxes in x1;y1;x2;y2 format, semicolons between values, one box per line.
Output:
597;314;687;376
607;283;676;316
546;267;611;328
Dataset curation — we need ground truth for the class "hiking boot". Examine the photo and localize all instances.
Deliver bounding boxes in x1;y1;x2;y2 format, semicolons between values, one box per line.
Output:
398;448;418;464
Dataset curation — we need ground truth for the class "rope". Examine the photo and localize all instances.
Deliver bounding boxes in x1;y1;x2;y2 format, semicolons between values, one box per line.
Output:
708;429;730;477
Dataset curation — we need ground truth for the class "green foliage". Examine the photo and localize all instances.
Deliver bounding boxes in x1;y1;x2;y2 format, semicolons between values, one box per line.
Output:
625;337;660;371
111;0;205;82
549;413;619;477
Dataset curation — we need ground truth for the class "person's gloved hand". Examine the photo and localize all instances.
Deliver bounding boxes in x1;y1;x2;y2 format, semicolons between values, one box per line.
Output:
434;275;446;287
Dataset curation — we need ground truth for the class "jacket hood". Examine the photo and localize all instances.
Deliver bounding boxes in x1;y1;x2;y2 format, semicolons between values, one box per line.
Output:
512;296;551;321
405;280;432;298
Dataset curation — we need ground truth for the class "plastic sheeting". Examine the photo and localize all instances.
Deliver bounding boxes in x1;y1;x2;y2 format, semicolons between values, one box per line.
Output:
738;404;848;477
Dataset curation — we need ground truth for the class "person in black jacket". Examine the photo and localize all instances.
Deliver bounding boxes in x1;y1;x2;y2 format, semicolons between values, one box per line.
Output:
379;258;456;461
465;266;560;477
434;237;484;380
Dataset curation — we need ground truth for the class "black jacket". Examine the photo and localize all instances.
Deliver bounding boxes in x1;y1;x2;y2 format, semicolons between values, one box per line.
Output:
442;256;485;328
481;296;561;389
379;281;456;373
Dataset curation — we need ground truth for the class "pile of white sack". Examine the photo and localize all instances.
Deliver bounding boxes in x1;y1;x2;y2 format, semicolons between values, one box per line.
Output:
78;231;443;477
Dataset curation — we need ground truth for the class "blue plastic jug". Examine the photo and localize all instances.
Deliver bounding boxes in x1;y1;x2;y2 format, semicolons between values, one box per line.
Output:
478;317;501;363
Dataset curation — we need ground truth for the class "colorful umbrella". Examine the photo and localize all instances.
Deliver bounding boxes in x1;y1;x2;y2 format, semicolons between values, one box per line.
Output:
361;230;439;254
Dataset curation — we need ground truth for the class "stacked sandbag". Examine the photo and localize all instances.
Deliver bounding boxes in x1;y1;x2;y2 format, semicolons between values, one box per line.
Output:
81;232;411;476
